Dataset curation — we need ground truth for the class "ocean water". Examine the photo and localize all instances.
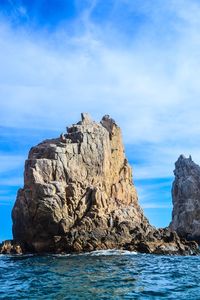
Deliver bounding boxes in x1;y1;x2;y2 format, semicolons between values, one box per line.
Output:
0;250;200;300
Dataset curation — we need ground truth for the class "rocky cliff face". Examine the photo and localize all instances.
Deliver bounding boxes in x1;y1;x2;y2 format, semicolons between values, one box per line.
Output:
170;155;200;242
12;114;150;253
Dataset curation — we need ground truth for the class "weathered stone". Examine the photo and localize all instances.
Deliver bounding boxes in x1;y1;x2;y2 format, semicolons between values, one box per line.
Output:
170;155;200;242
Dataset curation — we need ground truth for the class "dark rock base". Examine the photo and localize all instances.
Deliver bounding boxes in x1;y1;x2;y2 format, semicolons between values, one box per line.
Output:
1;228;199;256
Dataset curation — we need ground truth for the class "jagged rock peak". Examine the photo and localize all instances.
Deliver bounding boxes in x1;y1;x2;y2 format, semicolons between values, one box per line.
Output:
174;155;200;178
171;155;200;242
101;115;118;134
175;154;193;167
79;112;93;125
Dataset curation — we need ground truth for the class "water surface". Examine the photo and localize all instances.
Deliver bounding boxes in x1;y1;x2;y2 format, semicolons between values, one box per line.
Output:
0;250;200;299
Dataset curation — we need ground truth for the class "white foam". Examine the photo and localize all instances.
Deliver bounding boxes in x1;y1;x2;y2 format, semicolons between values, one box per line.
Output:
52;253;71;257
81;249;137;256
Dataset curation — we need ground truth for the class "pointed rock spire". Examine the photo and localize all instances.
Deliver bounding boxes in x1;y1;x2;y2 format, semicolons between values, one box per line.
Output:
171;154;200;242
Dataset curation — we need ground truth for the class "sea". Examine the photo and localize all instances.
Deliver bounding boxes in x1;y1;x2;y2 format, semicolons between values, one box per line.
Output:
0;250;200;300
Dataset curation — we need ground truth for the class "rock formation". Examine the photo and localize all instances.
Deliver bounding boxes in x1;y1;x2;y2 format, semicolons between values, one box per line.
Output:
125;227;199;255
170;155;200;242
12;113;150;253
3;114;199;255
0;240;22;254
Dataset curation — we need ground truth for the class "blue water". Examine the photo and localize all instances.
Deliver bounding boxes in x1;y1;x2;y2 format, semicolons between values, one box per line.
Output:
0;250;200;300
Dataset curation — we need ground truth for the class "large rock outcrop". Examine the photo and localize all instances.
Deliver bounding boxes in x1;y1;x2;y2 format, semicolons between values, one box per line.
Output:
12;114;150;253
170;155;200;242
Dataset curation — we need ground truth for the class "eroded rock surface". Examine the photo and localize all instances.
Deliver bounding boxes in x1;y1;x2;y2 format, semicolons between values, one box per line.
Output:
12;114;151;253
170;155;200;242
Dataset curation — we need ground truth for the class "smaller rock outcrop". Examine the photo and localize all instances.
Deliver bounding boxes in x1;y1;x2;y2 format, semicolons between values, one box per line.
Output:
126;227;199;255
0;240;22;254
170;155;200;242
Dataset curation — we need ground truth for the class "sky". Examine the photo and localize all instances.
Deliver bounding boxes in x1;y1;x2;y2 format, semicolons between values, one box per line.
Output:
1;0;200;241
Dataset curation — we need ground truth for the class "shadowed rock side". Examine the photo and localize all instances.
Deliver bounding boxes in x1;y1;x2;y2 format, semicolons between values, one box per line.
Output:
170;155;200;243
5;114;199;255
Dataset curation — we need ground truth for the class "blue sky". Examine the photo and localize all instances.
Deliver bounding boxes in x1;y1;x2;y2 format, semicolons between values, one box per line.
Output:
1;0;200;241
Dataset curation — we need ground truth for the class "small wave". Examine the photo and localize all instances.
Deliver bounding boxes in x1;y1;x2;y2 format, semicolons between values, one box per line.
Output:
81;249;138;256
50;249;137;257
52;253;71;257
0;250;137;259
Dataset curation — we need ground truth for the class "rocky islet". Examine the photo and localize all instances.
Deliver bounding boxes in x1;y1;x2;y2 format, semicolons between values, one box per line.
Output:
1;114;199;255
